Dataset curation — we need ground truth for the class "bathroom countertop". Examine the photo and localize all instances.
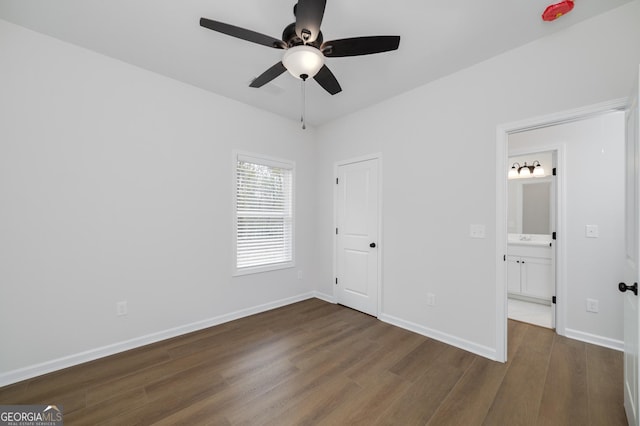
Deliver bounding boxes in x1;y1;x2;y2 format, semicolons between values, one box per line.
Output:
508;240;552;247
508;234;552;247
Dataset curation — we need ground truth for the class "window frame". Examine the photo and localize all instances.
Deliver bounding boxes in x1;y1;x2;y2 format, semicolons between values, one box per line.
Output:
232;151;295;276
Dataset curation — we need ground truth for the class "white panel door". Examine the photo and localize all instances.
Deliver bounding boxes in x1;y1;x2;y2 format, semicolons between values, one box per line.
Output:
336;158;379;316
624;65;640;426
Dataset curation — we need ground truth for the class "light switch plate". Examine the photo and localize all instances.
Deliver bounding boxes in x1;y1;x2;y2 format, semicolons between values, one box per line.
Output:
585;225;599;238
470;224;486;239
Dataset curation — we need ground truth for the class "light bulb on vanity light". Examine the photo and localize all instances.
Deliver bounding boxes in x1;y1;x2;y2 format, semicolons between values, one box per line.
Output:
532;160;545;177
508;164;519;179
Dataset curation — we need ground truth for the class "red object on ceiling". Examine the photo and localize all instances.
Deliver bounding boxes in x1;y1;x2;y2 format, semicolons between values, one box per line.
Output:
542;0;575;21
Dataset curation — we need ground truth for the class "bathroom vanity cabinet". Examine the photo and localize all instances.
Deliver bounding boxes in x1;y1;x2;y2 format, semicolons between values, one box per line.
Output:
507;241;553;303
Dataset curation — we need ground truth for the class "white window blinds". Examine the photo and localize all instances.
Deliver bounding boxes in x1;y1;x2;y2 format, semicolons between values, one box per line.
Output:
235;155;294;272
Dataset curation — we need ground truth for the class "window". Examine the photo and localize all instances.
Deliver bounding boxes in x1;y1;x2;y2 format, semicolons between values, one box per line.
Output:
234;153;294;274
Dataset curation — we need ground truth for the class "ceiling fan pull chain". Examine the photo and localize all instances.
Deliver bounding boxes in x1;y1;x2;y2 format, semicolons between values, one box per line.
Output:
301;74;308;130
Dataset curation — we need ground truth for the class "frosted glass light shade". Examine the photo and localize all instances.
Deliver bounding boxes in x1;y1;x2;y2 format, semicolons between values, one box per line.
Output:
519;166;531;177
508;167;519;179
282;45;324;79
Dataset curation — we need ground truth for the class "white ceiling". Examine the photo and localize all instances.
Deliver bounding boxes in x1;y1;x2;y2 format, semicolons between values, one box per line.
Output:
0;0;633;126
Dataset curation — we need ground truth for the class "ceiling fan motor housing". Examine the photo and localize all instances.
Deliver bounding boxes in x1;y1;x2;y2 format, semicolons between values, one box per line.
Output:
282;22;323;48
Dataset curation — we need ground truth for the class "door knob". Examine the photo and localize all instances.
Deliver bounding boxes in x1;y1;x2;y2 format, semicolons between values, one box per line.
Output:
618;282;638;296
370;242;376;248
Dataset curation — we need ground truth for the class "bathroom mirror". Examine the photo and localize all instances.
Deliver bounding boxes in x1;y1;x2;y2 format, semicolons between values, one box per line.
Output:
508;178;552;235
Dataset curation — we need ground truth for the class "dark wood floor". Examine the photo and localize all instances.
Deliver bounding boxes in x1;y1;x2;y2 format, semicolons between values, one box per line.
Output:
0;299;626;425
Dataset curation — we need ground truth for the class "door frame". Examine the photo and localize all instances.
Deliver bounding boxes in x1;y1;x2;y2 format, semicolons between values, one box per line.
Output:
507;145;563;331
333;153;383;317
495;98;628;362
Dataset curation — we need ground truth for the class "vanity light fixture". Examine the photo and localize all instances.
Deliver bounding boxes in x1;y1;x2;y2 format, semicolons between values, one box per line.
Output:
508;161;545;179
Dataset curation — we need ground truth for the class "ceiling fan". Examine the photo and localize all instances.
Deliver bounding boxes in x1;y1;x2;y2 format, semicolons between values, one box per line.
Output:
200;0;401;96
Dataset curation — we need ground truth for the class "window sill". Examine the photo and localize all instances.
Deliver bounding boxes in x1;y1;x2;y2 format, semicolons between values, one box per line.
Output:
233;262;295;277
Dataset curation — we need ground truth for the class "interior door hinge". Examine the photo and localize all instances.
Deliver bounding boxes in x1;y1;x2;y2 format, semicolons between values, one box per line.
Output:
336;177;339;184
335;277;338;285
552;296;556;304
552;167;557;176
503;254;506;261
336;228;338;235
552;231;557;240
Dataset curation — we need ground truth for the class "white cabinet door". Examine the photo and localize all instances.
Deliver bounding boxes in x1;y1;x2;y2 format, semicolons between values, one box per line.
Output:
507;256;521;293
521;256;553;299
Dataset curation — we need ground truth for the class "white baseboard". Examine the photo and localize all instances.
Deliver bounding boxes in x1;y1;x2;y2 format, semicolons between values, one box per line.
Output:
378;313;497;361
312;291;336;304
3;296;622;388
564;328;624;352
0;292;315;387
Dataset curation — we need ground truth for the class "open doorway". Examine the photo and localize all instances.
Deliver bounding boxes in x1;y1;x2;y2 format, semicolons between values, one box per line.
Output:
505;148;557;330
495;99;628;363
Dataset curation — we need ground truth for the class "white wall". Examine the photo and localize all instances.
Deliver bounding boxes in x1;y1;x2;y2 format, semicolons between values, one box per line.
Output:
509;112;626;342
1;2;638;384
0;19;316;382
315;1;640;357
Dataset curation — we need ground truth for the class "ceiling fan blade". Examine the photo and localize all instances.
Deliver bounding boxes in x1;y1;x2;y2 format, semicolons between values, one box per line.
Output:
295;0;326;43
200;18;286;49
321;36;400;57
250;62;288;88
313;65;342;95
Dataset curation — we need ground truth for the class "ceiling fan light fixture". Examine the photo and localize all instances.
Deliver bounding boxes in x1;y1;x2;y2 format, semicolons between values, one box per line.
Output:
282;45;324;79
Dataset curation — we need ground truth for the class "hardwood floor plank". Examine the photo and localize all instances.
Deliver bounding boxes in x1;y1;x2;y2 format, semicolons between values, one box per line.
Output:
0;381;28;403
85;347;223;407
165;326;273;360
482;325;554;425
288;320;375;367
0;301;625;425
151;358;298;425
144;364;226;402
427;356;509;426
226;338;379;424
96;391;224;426
345;327;424;386
507;318;529;363
263;375;362;426
24;346;171;402
217;328;310;384
161;321;243;352
587;343;627;425
63;387;147;426
378;345;476;425
389;337;449;382
537;335;588;425
317;370;412;425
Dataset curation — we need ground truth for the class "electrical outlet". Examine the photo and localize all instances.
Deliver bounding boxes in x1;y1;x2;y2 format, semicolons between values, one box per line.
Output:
469;224;486;239
116;300;128;316
426;293;436;307
586;298;599;313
